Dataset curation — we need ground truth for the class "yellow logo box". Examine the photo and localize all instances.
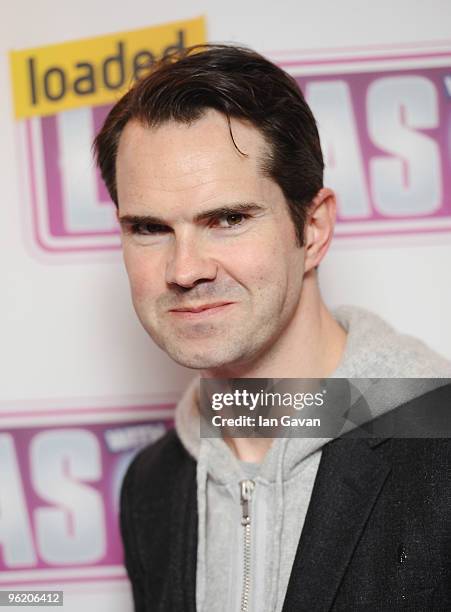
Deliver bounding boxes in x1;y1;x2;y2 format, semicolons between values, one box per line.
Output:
10;16;206;119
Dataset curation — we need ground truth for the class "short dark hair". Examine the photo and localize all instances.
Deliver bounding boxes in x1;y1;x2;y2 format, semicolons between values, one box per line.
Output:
93;44;324;244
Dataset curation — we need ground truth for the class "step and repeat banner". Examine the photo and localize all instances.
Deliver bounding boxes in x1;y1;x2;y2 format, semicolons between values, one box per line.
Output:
1;1;451;610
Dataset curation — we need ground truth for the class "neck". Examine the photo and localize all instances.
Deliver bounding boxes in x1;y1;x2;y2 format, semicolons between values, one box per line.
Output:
202;271;347;462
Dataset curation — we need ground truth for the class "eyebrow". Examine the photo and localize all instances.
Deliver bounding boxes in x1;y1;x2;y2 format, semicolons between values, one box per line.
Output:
118;202;265;228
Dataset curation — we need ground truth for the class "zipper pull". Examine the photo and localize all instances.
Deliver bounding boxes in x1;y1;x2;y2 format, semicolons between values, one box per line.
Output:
240;479;255;526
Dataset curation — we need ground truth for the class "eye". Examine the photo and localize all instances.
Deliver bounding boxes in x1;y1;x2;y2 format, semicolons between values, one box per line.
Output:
215;212;247;228
130;222;169;235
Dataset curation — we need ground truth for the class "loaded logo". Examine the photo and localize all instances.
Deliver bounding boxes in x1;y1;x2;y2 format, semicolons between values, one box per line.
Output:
9;17;206;254
25;36;186;109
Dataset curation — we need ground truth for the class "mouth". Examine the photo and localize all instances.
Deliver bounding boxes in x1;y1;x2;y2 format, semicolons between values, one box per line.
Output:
169;301;235;317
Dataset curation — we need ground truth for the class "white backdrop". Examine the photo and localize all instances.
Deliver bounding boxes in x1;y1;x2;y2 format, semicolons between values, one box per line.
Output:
1;1;451;610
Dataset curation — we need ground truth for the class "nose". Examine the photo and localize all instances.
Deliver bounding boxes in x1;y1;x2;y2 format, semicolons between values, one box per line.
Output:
165;233;218;289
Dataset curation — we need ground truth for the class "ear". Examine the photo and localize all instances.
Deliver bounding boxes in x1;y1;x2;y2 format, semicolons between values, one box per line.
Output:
303;188;336;273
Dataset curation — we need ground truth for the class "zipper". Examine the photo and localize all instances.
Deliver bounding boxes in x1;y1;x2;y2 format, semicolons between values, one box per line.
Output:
240;479;255;612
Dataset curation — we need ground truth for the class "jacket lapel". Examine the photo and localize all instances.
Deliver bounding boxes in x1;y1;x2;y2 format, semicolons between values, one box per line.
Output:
282;437;391;612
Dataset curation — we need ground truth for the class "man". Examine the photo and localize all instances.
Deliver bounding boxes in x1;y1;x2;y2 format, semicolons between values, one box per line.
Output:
94;45;451;611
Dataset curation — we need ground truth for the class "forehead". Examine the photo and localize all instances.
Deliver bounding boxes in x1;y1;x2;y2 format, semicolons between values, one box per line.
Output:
115;110;273;213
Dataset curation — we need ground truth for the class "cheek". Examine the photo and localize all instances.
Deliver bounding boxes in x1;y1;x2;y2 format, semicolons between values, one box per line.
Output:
253;247;305;310
233;235;303;285
123;249;161;302
230;248;288;305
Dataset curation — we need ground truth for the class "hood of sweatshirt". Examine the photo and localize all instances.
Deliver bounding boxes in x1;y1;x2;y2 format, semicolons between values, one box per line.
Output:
174;306;451;612
175;305;451;476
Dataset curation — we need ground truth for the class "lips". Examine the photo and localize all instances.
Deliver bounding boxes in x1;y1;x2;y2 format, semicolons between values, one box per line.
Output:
170;301;234;314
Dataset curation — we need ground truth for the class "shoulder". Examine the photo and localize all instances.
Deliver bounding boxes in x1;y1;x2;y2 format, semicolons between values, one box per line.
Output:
121;427;196;510
369;383;451;439
333;306;451;378
365;385;451;481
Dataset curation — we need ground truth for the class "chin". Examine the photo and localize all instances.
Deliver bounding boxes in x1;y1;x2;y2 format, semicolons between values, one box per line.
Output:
163;341;245;371
168;351;230;370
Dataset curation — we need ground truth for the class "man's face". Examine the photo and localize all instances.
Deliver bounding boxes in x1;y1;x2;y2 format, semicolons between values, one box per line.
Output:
116;109;306;371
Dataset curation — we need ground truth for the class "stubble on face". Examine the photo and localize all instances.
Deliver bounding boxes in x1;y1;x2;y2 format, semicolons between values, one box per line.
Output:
116;110;306;373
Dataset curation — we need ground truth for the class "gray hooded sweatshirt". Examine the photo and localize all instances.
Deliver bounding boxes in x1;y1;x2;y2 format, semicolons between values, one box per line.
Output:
174;306;451;612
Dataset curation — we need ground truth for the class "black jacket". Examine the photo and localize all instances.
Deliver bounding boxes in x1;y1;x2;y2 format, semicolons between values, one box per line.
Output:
120;384;451;611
